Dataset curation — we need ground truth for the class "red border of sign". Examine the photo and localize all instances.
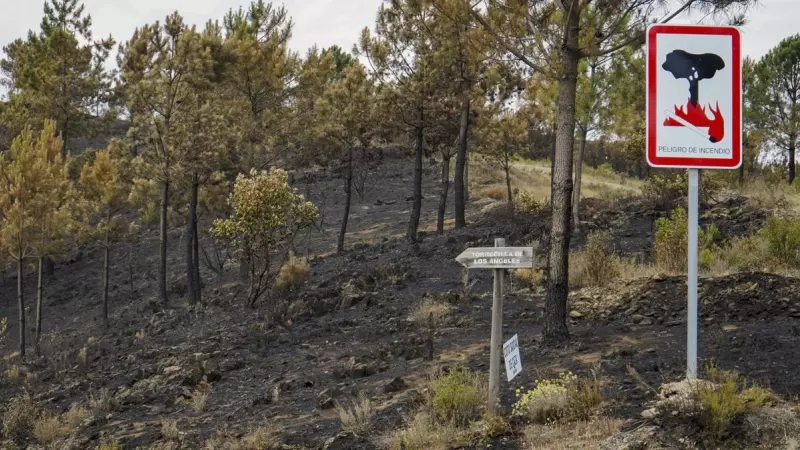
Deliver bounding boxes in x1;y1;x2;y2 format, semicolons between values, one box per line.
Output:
646;24;742;169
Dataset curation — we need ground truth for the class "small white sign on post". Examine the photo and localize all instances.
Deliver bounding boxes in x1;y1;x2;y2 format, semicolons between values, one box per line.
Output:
503;334;522;382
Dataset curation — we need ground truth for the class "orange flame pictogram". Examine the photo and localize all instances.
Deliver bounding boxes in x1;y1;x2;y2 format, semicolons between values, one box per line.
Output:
664;100;725;143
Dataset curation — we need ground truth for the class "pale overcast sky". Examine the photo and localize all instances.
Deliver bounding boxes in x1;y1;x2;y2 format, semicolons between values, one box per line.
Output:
0;0;795;73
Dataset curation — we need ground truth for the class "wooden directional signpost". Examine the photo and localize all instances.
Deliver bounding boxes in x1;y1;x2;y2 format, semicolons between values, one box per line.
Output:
646;24;742;379
456;238;533;414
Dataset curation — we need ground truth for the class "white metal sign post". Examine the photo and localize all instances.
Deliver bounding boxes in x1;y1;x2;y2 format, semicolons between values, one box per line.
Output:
646;24;742;379
456;239;533;413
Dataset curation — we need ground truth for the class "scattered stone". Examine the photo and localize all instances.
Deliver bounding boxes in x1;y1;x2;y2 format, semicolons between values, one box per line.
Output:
318;387;343;409
631;314;644;324
639;318;653;325
384;377;406;393
191;355;221;383
569;310;583;319
221;359;246;372
251;396;271;407
640;408;657;419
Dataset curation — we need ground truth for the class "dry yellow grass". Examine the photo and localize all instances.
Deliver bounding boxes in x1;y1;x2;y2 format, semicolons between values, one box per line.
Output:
275;252;310;290
89;388;116;414
467;158;641;207
161;419;180;442
188;382;210;413
478;186;507;200
410;297;452;328
385;411;462;450
741;178;800;216
336;393;374;435
33;413;66;445
62;404;91;430
203;426;282;450
524;418;624;450
616;259;661;281
513;268;543;288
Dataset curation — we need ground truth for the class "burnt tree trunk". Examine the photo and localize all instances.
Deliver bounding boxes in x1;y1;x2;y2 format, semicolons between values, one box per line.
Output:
159;179;169;305
103;238;110;328
504;153;513;210
17;256;24;358
43;257;54;277
572;125;589;232
454;82;470;229
338;148;354;253
187;173;200;303
437;156;451;234
34;257;43;356
192;193;201;303
544;1;580;346
789;142;796;185
408;123;424;242
550;122;557;208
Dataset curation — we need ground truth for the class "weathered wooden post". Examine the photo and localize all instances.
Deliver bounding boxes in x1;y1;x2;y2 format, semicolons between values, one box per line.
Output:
456;238;532;415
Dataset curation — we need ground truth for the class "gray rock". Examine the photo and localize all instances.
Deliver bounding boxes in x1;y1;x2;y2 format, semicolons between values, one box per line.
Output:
384;377;406;393
318;387;343;409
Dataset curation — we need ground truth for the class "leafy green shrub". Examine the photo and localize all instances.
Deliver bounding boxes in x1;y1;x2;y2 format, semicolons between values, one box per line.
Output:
211;169;318;306
513;190;546;216
431;367;485;426
571;231;619;288
595;163;616;177
761;216;800;267
3;392;39;444
697;363;773;440
654;206;720;272
512;371;602;424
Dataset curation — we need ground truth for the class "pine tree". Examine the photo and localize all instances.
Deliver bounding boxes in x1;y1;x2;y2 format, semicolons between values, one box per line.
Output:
0;120;67;357
223;0;298;171
0;0;115;156
119;13;211;305
77;141;131;328
478;111;528;209
749;35;800;184
358;0;442;242
314;63;375;253
29;121;77;356
472;0;757;344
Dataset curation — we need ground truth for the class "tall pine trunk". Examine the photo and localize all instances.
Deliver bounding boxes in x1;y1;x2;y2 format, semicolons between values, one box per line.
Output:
544;3;580;346
408;124;424;242
454;83;470;228
572;126;589;232
17;256;24;358
789;143;796;185
504;154;513;210
187;173;200;303
550;122;557;208
103;235;110;329
192;202;201;303
159;179;169;305
34;256;43;356
464;153;470;202
338;148;354;253
437;156;451;234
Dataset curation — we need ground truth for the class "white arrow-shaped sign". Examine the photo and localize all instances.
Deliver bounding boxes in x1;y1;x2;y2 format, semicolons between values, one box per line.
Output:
455;247;534;269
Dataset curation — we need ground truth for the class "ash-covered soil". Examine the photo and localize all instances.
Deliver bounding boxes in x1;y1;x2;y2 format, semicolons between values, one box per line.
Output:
0;156;790;449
